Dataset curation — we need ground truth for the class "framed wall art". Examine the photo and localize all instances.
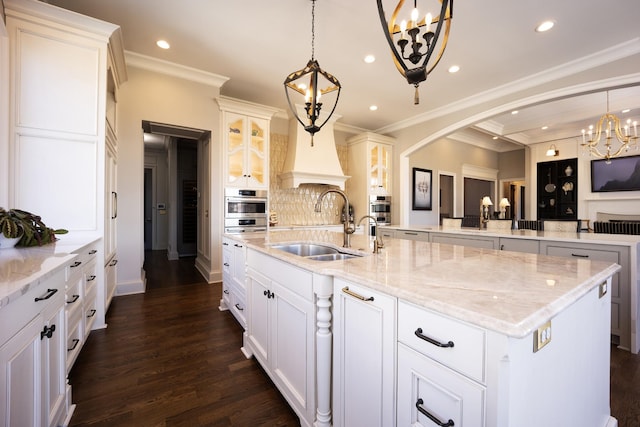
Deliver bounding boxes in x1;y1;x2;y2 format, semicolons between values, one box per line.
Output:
412;167;432;210
591;155;640;192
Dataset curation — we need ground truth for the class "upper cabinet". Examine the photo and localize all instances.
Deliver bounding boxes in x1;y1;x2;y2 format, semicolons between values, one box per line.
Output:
217;96;278;190
347;132;395;221
536;158;578;220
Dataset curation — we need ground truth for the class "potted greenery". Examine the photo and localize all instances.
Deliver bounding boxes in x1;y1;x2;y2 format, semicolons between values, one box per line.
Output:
0;208;67;248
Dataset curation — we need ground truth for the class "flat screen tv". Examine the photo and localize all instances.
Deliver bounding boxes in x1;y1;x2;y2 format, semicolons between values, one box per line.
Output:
591;154;640;192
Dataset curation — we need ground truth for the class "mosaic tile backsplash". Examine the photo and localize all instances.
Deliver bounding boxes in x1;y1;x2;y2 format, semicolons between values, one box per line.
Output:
269;133;349;226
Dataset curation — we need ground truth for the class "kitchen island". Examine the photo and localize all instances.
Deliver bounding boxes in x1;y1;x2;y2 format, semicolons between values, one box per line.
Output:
230;230;620;427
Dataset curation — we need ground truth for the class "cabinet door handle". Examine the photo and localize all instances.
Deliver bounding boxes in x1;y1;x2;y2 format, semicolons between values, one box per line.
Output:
500;244;505;250
342;286;374;302
416;398;454;426
263;289;274;299
112;191;118;219
234;303;244;311
35;288;58;302
67;294;80;304
87;275;96;282
67;338;80;352
571;253;589;258
414;328;454;348
87;309;97;318
40;324;56;340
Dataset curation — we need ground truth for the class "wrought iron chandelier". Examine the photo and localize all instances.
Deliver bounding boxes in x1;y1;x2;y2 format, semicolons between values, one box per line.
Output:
580;91;638;164
377;0;453;104
284;0;341;146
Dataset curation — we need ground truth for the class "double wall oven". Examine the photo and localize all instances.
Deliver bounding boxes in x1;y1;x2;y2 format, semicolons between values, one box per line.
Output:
369;195;391;225
224;188;268;234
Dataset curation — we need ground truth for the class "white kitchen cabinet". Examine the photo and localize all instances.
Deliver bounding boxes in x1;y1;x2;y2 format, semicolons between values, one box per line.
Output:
346;132;395;222
0;267;67;427
220;236;248;328
431;233;499;249
332;279;396;427
217;96;278;190
498;237;539;253
541;241;630;349
105;256;118;309
5;0;126;330
244;249;316;427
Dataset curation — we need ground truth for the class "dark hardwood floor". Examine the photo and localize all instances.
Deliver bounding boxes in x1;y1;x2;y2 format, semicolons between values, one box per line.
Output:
68;251;640;426
68;250;299;426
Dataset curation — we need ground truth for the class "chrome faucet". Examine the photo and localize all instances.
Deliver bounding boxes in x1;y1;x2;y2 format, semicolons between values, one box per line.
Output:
315;188;355;248
358;215;384;254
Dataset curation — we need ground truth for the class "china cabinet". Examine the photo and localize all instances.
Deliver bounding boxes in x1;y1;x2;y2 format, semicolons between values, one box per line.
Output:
5;0;126;330
537;158;578;220
347;132;395;221
216;96;278;190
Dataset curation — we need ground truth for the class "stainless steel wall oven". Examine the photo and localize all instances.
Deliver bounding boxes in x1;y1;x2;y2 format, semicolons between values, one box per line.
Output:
224;188;268;233
369;195;391;225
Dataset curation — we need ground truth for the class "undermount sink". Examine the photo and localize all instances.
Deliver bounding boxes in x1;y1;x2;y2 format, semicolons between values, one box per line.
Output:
270;243;363;261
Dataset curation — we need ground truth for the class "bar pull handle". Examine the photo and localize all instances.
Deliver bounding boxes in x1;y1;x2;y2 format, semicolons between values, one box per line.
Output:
70;261;82;268
234;243;243;248
416;398;454;426
87;309;97;318
223;289;229;295
88;249;97;255
342;286;374;302
87;275;96;282
35;288;58;302
67;338;80;352
223;262;230;267
415;328;454;348
571;253;589;258
235;303;244;311
67;294;80;304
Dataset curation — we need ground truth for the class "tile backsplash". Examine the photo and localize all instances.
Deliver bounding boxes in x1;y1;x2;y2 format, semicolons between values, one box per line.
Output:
269;133;349;226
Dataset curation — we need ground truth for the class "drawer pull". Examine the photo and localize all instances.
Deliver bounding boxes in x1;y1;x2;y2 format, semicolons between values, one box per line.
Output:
234;303;244;311
223;289;229;294
87;309;97;318
88;249;97;255
224;262;230;267
67;338;80;352
67;294;80;304
109;259;118;267
35;288;58;302
263;290;275;299
500;244;505;250
416;398;454;426
70;261;82;268
571;253;589;258
342;286;374;302
234;243;243;248
40;324;56;340
414;328;454;348
223;242;229;246
87;275;96;282
404;232;418;236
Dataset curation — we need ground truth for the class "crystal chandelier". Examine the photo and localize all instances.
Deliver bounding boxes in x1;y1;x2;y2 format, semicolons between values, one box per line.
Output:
377;0;453;104
284;0;341;146
581;91;638;164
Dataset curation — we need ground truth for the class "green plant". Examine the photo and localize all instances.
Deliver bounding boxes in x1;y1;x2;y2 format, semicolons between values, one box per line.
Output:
0;208;68;246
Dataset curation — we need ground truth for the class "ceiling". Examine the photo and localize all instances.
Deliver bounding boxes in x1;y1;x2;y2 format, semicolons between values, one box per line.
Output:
47;0;640;151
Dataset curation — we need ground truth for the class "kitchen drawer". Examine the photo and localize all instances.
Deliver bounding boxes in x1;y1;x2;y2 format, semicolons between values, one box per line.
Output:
499;237;539;254
396;229;429;241
83;259;98;296
66;313;83;373
230;289;247;329
398;300;486;383
83;286;98;336
221;280;232;308
397;343;485;427
432;233;498;250
65;278;82;310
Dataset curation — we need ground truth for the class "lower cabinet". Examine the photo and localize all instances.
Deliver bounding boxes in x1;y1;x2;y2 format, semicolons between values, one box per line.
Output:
244;249;315;426
332;279;396;427
395;229;430;241
0;268;67;427
220;236;247;328
431;233;498;249
498;237;539;253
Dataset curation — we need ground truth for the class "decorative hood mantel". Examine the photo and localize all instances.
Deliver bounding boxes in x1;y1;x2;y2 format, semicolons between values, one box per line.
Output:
279;106;350;189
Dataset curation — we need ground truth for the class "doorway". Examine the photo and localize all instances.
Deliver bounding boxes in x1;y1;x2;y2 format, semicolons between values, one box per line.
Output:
439;173;454;224
464;178;494;217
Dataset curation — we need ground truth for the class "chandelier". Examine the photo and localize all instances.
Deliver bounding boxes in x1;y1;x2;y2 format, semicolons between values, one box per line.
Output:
580;91;638;164
284;0;341;146
377;0;453;104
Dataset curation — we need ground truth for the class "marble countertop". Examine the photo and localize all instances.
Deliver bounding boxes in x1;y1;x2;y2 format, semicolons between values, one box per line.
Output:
0;233;100;310
386;224;640;246
231;230;621;339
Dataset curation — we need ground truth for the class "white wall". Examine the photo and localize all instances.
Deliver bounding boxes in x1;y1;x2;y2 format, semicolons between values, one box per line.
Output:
144;148;169;250
117;66;222;294
0;15;8;208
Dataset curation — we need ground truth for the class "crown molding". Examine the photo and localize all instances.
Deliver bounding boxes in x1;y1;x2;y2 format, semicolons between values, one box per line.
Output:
125;51;229;88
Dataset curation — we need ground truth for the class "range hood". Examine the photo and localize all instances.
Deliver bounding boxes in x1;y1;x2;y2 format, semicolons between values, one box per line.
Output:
279;106;350;189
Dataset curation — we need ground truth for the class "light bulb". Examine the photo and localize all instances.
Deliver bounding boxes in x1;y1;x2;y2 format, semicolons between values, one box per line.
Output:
425;13;432;32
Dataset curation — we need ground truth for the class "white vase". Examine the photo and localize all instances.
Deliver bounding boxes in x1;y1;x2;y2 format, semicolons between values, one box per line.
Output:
0;234;22;249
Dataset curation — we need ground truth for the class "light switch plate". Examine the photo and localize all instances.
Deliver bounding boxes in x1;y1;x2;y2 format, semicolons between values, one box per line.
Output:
599;281;607;298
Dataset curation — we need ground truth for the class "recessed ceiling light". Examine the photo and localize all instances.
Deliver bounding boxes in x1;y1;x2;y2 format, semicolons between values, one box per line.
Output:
492;136;499;140
541;126;549;130
369;105;378;111
622;108;631;113
448;65;460;73
364;55;376;63
535;20;555;33
511;110;519;115
156;39;170;49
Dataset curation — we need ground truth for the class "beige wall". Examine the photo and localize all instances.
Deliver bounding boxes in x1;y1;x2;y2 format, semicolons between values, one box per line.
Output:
117;66;222;291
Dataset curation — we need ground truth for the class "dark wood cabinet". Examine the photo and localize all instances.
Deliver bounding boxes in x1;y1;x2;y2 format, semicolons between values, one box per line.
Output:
537;158;577;220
